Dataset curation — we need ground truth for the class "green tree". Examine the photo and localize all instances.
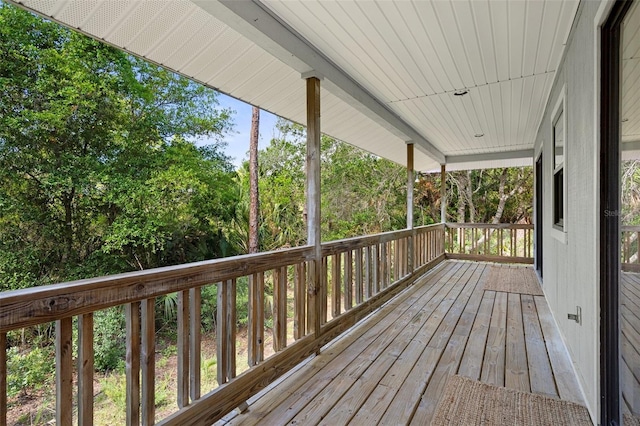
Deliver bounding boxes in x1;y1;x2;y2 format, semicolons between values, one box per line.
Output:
0;3;237;289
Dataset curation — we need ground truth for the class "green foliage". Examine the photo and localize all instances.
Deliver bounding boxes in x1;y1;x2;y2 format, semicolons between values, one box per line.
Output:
94;307;126;372
100;374;127;412
0;3;238;292
442;168;533;224
6;346;55;398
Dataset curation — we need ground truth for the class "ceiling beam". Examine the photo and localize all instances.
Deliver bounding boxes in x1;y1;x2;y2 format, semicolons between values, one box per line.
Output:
446;149;534;164
192;0;445;164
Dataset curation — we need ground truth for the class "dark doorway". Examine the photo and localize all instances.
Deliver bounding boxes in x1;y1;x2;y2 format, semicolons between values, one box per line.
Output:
600;1;634;425
535;154;543;279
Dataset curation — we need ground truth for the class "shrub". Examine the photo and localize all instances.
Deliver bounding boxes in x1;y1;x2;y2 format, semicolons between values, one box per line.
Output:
94;307;126;372
6;346;54;398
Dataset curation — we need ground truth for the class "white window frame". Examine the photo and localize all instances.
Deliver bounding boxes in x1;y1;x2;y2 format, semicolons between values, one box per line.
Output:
550;87;568;244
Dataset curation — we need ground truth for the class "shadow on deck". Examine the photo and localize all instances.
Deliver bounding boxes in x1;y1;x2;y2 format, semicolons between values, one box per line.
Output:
218;261;586;425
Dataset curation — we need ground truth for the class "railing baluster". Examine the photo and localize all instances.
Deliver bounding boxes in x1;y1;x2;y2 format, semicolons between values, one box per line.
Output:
331;254;341;317
56;317;73;426
365;246;372;299
189;288;201;402
380;243;387;290
217;282;228;385
510;229;515;256
485;228;489;255
393;239;399;281
409;231;415;272
125;303;141;426
226;279;236;381
344;250;353;310
141;298;155;426
294;265;305;340
321;257;328;324
249;273;265;363
78;313;94;426
177;290;189;407
273;268;287;351
0;332;5;426
355;248;363;304
373;244;380;294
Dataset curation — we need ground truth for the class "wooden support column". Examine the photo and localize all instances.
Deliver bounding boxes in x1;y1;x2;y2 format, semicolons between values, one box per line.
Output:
306;75;322;340
407;143;414;229
440;164;446;223
407;144;414;272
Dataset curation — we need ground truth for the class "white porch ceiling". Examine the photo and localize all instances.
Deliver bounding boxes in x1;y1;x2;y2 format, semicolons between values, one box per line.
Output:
11;0;579;172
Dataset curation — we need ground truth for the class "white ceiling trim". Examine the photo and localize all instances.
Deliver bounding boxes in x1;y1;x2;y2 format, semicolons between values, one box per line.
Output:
195;0;446;164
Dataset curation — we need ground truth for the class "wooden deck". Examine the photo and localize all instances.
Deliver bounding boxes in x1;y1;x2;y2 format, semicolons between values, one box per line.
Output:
622;272;640;418
218;261;586;426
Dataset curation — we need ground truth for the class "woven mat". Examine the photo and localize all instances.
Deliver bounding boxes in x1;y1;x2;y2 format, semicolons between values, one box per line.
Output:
626;413;640;426
483;266;543;296
431;375;592;426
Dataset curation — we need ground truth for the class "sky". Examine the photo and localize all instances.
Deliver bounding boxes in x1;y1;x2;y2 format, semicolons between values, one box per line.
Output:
209;94;280;168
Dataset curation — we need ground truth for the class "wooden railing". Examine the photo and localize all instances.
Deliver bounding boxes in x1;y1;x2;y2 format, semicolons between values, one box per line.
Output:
622;225;640;272
0;224;445;426
444;223;534;264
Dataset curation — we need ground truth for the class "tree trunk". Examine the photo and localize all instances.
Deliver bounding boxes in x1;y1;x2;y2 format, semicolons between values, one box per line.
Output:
249;106;260;254
62;191;74;263
465;171;476;223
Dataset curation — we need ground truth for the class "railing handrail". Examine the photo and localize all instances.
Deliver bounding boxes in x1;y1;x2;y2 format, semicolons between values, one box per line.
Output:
0;246;311;333
321;223;443;255
445;222;533;230
0;224;441;334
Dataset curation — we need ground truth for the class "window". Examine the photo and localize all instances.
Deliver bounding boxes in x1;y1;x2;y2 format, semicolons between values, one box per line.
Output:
552;100;565;230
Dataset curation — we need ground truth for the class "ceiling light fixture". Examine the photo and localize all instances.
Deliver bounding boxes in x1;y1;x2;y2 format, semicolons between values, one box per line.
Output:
474;133;484;138
453;89;469;96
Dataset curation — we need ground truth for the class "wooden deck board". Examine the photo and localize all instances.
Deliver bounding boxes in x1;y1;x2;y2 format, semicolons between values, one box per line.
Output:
307;262;478;425
409;264;488;425
227;261;463;426
505;293;530;392
221;261;588;426
480;291;507;387
521;294;558;398
622;273;640;418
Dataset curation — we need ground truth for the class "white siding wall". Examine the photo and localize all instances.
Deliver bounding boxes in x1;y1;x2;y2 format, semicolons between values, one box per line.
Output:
534;1;603;421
